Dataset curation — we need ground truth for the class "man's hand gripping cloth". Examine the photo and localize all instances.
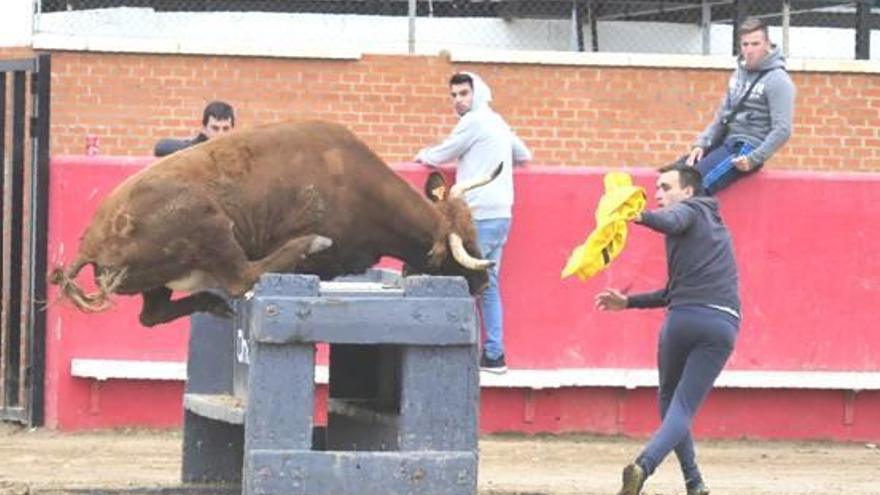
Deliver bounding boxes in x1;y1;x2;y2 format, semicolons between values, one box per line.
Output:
561;172;646;281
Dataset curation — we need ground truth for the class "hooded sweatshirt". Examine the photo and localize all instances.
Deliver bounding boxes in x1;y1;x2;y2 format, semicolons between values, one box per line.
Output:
416;72;532;220
627;196;740;314
695;45;795;166
154;132;209;157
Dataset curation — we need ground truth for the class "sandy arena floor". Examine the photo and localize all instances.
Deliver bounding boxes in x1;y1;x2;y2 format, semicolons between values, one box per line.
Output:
0;423;877;494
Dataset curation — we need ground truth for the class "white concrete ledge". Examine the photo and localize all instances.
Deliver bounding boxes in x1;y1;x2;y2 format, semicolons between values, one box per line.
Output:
787;58;880;73
449;48;880;74
71;358;880;391
71;358;187;381
33;33;362;60
478;368;880;391
70;358;331;384
30;32;880;74
450;49;736;70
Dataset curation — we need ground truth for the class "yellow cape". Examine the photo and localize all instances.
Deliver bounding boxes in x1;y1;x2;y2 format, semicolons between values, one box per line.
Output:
561;172;646;281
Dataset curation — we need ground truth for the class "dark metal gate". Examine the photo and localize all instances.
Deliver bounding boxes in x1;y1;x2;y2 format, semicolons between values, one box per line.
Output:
0;54;50;426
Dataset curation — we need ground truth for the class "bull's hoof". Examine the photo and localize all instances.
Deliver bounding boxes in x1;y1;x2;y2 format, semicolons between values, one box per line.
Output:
139;313;165;328
196;292;235;319
206;299;235;319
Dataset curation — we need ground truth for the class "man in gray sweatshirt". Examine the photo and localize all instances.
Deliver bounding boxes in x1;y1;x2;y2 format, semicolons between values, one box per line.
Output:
596;165;740;495
415;72;531;374
685;17;795;194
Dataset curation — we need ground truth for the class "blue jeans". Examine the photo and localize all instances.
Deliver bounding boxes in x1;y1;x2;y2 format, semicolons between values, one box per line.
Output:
475;218;511;360
695;139;758;195
637;305;739;489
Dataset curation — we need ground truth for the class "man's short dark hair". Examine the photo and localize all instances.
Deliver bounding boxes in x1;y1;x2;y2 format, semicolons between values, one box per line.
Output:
738;17;769;41
449;73;474;88
202;101;235;127
659;163;705;196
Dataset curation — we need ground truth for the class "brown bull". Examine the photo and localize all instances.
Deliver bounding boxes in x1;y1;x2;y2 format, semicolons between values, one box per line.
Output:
50;120;498;326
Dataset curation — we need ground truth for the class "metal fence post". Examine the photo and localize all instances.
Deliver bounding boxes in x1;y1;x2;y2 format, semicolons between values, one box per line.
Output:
732;0;748;56
782;0;790;58
588;0;598;52
701;0;711;56
408;0;416;54
28;54;51;427
856;0;871;60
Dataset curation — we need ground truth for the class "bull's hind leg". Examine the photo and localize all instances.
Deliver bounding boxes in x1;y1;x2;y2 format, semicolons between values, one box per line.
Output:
139;287;234;327
210;234;333;297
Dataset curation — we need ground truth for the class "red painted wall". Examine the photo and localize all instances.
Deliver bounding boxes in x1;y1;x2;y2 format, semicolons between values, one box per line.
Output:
480;388;880;442
45;156;880;439
506;167;880;372
45;157;189;429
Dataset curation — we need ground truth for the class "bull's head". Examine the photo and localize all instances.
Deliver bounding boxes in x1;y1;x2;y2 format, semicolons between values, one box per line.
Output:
407;163;504;295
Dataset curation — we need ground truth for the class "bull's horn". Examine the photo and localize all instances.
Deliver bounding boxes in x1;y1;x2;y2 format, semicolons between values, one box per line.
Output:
449;162;504;199
448;233;495;271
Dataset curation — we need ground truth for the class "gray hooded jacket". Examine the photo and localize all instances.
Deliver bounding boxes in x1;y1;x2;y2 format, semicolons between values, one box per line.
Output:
416;72;531;220
695;46;796;166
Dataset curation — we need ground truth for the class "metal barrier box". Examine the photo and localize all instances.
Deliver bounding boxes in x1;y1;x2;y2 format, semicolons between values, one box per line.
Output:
181;272;480;495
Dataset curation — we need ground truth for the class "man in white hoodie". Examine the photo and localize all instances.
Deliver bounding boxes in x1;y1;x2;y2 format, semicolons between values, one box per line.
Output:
415;72;531;374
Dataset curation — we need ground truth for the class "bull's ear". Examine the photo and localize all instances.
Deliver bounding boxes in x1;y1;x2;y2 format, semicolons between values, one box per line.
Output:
423;170;448;203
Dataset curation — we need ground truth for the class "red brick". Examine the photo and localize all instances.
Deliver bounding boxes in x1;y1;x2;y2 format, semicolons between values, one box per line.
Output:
0;51;859;172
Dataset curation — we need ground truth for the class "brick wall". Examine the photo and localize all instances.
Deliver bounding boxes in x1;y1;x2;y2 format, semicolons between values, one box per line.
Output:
0;48;35;59
10;50;880;170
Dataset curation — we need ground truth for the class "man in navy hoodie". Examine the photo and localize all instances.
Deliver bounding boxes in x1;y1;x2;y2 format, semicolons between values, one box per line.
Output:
154;101;235;157
685;17;795;194
596;165;740;495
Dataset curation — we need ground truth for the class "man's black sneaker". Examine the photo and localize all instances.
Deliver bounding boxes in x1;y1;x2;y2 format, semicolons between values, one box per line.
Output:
687;481;710;495
617;462;646;495
479;353;507;374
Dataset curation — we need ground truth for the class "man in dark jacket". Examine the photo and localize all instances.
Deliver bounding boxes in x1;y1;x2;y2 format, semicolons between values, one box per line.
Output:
154;101;235;157
596;164;740;495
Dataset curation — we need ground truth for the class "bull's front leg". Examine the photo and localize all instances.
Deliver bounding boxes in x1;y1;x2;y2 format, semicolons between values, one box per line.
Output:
187;206;333;299
220;234;333;296
139;287;233;327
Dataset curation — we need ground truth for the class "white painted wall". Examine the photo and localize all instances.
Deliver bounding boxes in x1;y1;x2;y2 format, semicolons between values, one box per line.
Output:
29;7;880;60
0;0;34;47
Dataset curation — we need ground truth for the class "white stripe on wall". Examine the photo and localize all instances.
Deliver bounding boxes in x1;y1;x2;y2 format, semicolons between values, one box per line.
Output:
70;359;880;391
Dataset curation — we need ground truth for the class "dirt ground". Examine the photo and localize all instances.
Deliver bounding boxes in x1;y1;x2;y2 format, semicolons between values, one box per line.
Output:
0;423;877;495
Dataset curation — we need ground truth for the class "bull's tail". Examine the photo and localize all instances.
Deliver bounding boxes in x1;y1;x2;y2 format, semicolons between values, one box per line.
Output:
48;258;126;313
